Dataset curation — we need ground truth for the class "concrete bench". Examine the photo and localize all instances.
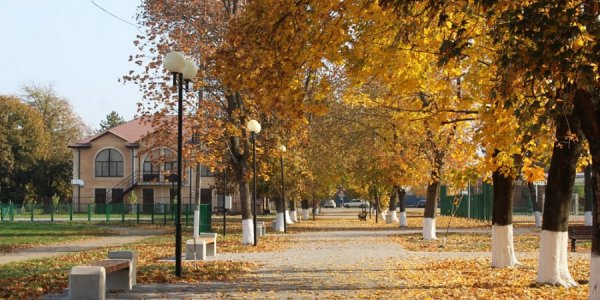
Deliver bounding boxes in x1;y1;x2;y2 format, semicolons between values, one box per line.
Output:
358;211;367;221
257;221;267;237
186;233;217;260
69;250;137;300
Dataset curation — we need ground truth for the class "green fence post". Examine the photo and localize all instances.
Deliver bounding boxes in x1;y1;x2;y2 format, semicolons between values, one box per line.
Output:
136;204;140;224
69;203;73;221
106;204;110;222
9;204;14;221
163;204;167;225
1;205;3;221
30;203;34;221
151;204;155;224
50;204;54;222
185;204;189;226
122;202;126;223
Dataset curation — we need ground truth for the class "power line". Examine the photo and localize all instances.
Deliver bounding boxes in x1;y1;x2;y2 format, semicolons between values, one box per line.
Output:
90;0;143;33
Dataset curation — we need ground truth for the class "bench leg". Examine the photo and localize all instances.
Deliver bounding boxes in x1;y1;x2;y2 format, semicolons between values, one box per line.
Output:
186;239;207;260
106;267;132;292
571;239;576;252
108;250;137;288
69;266;105;300
199;233;217;256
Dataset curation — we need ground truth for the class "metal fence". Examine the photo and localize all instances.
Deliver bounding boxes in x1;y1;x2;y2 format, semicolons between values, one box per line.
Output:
0;203;212;231
440;182;589;222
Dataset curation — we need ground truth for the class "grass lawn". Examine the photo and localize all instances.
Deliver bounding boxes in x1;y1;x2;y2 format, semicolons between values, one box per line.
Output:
0;222;116;253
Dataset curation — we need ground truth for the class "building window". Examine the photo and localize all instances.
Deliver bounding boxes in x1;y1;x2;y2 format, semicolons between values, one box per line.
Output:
200;166;214;177
95;149;123;177
163;149;177;174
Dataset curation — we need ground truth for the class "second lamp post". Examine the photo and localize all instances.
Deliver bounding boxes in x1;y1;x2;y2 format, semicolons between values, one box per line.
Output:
247;119;261;246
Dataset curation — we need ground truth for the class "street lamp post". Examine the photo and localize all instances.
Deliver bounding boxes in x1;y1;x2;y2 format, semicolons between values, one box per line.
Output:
247;119;261;246
279;145;287;233
164;51;197;277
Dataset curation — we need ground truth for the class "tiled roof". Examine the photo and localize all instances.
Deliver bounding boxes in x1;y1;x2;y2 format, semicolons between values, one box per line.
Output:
69;117;161;147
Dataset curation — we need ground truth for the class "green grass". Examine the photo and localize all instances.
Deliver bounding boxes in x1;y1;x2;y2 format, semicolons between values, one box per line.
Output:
0;222;116;253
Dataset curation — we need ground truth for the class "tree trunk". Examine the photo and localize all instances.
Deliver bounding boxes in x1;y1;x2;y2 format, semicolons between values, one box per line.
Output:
301;199;310;220
289;199;298;222
423;176;439;240
398;188;407;227
238;178;254;244
273;193;284;232
537;113;582;287
574;89;600;298
527;182;543;227
491;167;519;267
585;165;593;226
387;187;399;224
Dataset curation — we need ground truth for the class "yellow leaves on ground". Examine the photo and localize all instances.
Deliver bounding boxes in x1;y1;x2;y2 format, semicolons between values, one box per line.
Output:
383;258;588;299
389;232;557;253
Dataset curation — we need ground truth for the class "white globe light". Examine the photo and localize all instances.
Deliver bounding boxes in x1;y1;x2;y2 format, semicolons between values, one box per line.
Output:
279;145;286;152
182;59;198;80
246;119;261;134
164;51;186;73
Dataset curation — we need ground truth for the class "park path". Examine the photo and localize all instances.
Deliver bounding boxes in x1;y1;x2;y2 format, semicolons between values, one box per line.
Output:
0;227;165;265
43;210;589;299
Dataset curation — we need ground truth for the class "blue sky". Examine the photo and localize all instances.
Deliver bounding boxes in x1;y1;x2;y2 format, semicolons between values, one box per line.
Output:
0;0;143;129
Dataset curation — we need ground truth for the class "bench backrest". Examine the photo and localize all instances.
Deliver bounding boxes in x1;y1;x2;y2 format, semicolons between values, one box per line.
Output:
568;226;593;236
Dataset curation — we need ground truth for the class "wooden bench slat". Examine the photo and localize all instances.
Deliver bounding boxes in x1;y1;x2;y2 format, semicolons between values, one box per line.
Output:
190;237;216;244
87;259;130;273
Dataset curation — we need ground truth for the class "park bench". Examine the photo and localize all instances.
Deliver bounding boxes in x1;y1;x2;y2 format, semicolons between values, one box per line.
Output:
69;250;137;300
186;232;218;260
358;211;367;221
568;225;592;252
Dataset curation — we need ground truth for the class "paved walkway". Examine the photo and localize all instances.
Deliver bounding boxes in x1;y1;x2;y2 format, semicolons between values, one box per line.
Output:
0;227;165;265
41;210;589;299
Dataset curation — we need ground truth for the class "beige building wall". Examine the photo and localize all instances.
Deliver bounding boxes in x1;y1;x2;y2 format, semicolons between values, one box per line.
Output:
71;132;218;210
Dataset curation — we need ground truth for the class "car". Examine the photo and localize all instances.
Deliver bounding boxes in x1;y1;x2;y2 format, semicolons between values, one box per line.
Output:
344;199;369;208
323;199;336;208
417;200;427;208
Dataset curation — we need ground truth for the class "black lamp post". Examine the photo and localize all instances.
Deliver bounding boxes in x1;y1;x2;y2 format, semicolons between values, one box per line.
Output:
246;119;261;246
164;51;198;277
279;145;287;233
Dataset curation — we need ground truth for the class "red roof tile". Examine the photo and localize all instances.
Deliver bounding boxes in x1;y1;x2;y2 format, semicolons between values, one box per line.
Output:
69;117;165;147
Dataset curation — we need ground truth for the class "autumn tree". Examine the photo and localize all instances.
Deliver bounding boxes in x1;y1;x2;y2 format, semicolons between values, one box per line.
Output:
0;95;47;204
22;84;88;205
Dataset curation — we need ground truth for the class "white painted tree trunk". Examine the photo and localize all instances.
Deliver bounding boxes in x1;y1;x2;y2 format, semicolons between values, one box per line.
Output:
399;211;408;227
585;211;593;226
241;219;254;245
193;209;200;238
302;209;309;220
537;230;576;287
491;224;519;267
291;210;299;222
379;210;387;223
534;211;542;228
274;212;284;232
423;217;437;240
386;211;399;224
285;210;294;224
590;254;600;300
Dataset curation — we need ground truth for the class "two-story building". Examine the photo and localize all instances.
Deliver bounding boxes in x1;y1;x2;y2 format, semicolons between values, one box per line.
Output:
68;118;219;212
